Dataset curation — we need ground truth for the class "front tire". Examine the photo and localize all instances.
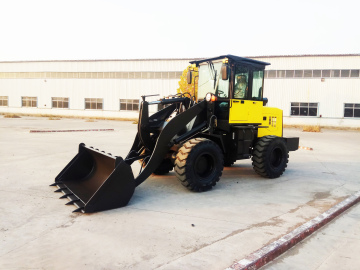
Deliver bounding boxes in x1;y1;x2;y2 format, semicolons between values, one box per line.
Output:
175;138;224;192
252;136;289;178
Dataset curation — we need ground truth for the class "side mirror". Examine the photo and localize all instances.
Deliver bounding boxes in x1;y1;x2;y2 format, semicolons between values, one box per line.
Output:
263;97;268;106
221;64;229;80
187;70;192;84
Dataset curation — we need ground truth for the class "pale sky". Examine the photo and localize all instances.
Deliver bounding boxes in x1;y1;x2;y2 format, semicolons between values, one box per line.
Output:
0;0;359;61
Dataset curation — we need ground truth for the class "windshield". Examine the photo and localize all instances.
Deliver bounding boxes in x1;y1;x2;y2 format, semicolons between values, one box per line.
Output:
197;62;229;100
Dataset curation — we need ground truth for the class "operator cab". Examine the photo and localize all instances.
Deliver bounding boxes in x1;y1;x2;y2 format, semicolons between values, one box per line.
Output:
191;54;269;102
190;55;270;123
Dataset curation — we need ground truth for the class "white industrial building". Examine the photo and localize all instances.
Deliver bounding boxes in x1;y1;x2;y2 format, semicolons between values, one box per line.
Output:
0;54;359;127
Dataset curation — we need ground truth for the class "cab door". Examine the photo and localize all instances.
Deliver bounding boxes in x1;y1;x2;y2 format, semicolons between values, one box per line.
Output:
229;66;264;124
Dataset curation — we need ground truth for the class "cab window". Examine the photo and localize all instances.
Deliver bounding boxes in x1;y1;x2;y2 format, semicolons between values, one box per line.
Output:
252;69;264;101
234;66;249;99
197;62;229;100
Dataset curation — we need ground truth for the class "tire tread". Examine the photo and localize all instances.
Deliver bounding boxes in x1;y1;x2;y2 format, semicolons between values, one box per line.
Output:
174;138;223;192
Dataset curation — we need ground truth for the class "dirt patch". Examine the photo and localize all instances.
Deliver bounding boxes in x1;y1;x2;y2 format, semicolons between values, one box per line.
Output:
251;216;285;228
3;113;21;118
58;213;80;229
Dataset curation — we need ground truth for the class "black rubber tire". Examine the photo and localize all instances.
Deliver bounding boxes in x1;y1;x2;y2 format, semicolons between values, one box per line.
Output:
174;138;224;192
252;136;289;178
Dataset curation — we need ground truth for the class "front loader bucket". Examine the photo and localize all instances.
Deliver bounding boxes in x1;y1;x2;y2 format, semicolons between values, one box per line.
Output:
51;143;135;213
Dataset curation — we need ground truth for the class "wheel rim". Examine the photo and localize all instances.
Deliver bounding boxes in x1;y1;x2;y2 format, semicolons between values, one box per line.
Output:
270;147;283;168
194;152;215;180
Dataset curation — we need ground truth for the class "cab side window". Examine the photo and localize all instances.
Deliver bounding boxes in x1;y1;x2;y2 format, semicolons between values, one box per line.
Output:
252;70;264;101
234;67;249;99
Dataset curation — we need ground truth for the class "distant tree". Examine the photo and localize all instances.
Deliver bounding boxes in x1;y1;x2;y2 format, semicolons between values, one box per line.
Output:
177;65;198;100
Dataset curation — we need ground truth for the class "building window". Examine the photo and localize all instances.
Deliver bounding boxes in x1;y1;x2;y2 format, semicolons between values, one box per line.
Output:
267;70;276;78
22;96;37;107
350;70;360;77
175;71;183;78
341;70;350;77
304;70;312;77
0;96;8;106
331;70;340;77
277;70;286;78
313;70;321;77
322;70;331;77
295;70;303;77
154;72;162;79
263;69;360;79
169;72;177;79
85;98;103;110
344;103;360;118
52;97;69;108
120;99;139;111
142;72;153;79
120;72;129;79
285;70;294;78
161;72;169;79
1;69;357;82
291;102;318;116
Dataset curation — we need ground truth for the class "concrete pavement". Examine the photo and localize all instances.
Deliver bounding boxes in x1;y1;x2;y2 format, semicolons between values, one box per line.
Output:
0;116;359;269
264;203;360;270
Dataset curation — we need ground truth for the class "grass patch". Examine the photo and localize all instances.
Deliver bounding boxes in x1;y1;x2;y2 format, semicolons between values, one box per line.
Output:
302;125;321;132
322;126;360;131
284;124;359;132
3;113;21;118
48;116;61;120
84;116;138;122
40;114;56;118
283;124;301;129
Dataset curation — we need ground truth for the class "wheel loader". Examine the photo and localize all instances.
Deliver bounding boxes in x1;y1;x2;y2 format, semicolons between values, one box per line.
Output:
51;55;299;213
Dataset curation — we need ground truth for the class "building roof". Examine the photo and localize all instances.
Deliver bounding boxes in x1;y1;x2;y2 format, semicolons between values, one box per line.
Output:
0;54;359;63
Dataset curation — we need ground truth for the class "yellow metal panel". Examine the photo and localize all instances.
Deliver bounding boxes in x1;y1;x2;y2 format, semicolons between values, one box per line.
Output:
229;100;263;124
257;107;283;137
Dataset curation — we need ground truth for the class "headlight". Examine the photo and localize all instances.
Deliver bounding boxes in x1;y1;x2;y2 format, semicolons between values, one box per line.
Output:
205;93;217;103
205;93;212;102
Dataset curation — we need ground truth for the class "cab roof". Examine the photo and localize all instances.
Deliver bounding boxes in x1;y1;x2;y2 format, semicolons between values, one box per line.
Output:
190;54;270;67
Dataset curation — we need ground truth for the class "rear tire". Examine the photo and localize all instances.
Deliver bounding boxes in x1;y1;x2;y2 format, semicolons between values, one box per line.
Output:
175;138;224;192
252;136;289;178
